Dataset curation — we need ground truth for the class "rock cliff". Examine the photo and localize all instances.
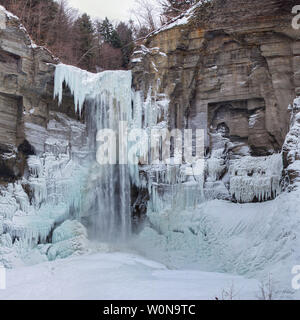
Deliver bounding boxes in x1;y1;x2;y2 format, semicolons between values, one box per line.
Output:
132;0;300;203
0;6;79;184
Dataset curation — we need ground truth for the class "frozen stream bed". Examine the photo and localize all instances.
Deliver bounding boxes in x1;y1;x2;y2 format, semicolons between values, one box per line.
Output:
0;251;260;300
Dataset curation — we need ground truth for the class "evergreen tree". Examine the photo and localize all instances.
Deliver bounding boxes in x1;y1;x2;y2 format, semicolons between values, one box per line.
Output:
98;17;114;43
0;0;147;71
110;30;122;48
99;17;121;49
116;21;134;68
74;13;95;71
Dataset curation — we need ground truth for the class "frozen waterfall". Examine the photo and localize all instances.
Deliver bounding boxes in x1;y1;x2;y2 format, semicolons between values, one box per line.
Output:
54;64;140;242
54;64;206;241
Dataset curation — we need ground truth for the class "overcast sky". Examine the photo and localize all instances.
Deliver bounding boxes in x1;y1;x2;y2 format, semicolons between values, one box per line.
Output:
67;0;156;22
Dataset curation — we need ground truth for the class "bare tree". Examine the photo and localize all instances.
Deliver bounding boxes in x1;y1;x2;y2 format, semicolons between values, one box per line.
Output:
257;274;274;300
131;0;161;32
215;282;238;300
99;42;123;71
158;0;199;22
0;0;139;71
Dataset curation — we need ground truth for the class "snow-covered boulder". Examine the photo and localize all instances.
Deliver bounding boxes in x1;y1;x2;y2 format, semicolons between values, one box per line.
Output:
52;220;87;244
47;220;90;261
47;235;89;261
0;235;25;268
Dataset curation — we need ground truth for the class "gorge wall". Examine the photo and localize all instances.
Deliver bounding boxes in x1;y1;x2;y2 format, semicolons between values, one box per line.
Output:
132;0;300;203
0;6;82;184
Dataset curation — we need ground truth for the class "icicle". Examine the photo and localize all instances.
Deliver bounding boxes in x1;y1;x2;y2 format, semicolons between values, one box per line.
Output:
53;63;205;242
27;156;43;178
229;154;283;203
54;64;132;115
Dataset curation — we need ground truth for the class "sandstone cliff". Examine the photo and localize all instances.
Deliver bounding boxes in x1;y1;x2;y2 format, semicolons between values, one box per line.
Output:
132;0;300;202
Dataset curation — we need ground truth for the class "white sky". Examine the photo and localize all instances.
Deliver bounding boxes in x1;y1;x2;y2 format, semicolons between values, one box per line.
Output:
67;0;156;22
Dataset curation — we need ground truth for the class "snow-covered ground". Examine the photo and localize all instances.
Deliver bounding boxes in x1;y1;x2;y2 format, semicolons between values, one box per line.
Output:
130;186;300;300
0;251;260;300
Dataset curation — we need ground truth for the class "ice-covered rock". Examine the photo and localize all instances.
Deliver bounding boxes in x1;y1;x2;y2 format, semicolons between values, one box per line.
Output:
52;220;87;244
40;220;90;261
204;181;230;200
206;157;226;182
229;154;283;203
47;235;90;261
283;97;300;187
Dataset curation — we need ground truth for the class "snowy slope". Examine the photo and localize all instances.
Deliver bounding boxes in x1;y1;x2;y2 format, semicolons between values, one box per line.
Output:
131;186;300;299
0;251;259;300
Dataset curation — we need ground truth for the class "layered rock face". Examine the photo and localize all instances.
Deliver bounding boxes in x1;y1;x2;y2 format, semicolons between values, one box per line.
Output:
132;0;299;203
0;7;79;183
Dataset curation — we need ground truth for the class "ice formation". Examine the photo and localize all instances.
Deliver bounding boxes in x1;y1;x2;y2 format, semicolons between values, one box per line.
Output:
54;64;137;241
0;107;89;267
47;235;89;261
54;63;208;243
47;220;90;261
206;157;226;182
0;149;87;250
54;64;179;242
283;97;300;188
229;154;283;203
52;220;87;244
54;64;132;115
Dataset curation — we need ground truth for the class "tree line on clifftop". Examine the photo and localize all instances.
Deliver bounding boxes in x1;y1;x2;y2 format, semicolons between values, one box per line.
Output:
0;0;199;72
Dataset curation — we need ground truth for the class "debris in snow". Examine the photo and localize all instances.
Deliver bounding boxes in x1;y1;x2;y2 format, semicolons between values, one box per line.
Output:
152;61;158;72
